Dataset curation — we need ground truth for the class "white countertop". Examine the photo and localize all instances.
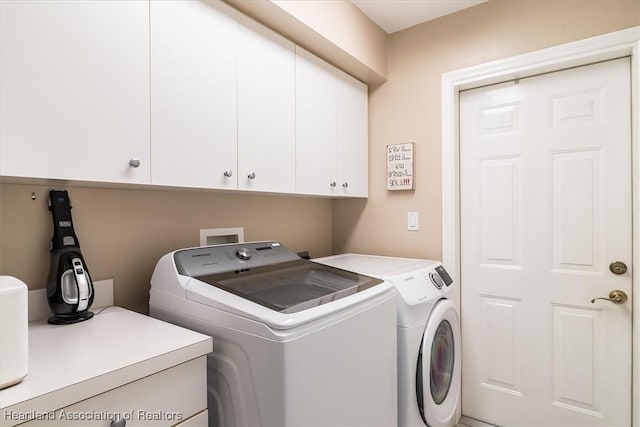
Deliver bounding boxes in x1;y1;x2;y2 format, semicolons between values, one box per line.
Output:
0;307;212;425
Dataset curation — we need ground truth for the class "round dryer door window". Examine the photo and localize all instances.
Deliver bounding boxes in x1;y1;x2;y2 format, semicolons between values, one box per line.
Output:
416;299;461;427
430;320;455;404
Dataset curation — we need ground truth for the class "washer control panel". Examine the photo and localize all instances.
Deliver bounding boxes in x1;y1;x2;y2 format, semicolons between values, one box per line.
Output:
235;247;252;260
174;241;300;277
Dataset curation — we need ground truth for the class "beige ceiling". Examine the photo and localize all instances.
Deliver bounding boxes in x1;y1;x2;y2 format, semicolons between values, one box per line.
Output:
351;0;487;33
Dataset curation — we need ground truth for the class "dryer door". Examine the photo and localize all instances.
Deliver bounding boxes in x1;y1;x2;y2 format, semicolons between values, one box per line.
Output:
417;299;461;427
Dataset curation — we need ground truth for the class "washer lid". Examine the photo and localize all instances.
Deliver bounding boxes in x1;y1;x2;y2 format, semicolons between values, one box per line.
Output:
192;259;383;314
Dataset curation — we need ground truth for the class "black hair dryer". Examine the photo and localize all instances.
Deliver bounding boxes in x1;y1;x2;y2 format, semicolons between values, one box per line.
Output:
46;190;94;325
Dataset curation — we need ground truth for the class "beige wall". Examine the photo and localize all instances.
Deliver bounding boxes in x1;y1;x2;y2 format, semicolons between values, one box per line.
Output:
225;0;388;84
271;0;387;80
0;183;332;313
333;0;639;259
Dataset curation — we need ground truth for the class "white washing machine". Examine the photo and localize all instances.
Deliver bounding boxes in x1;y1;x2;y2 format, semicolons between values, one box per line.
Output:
150;242;397;427
315;254;461;427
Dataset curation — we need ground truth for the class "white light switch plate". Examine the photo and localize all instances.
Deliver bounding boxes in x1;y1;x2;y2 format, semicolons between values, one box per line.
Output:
408;211;419;231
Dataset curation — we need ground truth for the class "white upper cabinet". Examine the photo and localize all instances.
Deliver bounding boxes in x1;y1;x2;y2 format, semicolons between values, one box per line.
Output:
295;47;338;196
0;0;150;184
337;70;369;197
296;48;369;197
150;0;238;190
237;15;296;193
0;0;368;197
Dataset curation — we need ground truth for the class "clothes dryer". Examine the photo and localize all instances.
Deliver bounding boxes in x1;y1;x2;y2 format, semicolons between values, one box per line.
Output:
315;254;460;427
150;242;397;427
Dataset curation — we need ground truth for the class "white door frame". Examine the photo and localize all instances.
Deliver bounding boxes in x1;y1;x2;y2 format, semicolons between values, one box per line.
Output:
442;27;640;426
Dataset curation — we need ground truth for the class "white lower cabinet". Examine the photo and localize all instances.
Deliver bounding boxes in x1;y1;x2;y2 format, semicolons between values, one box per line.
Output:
22;357;207;427
173;411;208;427
0;308;212;427
0;0;150;184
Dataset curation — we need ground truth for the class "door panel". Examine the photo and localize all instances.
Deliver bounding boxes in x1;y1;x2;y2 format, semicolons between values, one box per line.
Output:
482;296;522;396
551;150;603;272
479;157;521;268
551;304;603;414
460;58;632;427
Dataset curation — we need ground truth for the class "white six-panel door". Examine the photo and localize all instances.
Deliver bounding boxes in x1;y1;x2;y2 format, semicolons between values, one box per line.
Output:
460;58;632;426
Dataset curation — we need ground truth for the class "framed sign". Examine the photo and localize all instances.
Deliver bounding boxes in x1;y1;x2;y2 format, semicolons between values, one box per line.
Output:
387;142;414;190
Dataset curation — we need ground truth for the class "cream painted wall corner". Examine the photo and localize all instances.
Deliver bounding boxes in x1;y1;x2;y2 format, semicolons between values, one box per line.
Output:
222;0;387;84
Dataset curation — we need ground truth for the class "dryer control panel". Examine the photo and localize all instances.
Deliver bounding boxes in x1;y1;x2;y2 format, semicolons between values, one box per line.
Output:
428;265;453;289
393;267;446;306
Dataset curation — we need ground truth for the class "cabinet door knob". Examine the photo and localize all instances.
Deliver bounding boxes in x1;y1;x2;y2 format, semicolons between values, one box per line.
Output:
247;172;256;180
330;181;337;188
111;418;126;427
224;169;233;178
342;182;349;188
128;158;141;168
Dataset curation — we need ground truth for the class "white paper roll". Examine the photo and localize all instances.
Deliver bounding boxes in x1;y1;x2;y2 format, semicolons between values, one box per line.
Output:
0;276;28;389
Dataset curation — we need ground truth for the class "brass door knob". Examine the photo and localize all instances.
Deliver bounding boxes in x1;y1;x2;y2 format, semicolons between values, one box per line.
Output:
590;290;628;304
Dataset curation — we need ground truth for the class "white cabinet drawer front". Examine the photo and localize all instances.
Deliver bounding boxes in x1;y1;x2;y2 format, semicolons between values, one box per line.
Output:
173;410;207;427
23;357;206;427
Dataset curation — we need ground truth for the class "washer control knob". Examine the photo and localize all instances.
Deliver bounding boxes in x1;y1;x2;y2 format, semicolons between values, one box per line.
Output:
235;248;252;260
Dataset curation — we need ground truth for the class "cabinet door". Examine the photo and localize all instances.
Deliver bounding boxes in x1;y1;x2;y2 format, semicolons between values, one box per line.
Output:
336;70;368;197
295;47;337;196
237;15;295;193
151;0;238;190
0;0;150;184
